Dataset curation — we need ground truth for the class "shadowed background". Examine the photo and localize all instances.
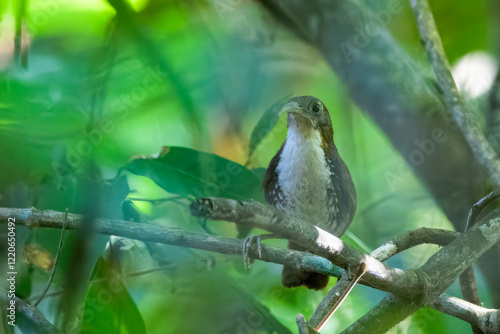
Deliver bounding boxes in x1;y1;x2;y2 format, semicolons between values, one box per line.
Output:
0;0;499;333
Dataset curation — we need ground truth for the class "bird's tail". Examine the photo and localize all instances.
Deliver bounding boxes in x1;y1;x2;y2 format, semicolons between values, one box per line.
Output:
281;241;329;290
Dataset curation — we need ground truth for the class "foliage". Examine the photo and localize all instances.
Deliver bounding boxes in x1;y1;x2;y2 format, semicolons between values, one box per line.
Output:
0;0;496;333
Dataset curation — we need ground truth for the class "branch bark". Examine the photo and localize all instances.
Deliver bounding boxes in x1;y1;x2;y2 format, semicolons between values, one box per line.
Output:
409;3;499;330
0;207;343;279
0;293;60;334
409;0;500;185
190;198;419;298
257;0;500;306
190;198;500;333
429;295;500;334
370;227;459;262
2;206;499;332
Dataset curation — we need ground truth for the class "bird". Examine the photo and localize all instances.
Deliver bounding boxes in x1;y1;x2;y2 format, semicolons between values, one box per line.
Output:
262;95;357;290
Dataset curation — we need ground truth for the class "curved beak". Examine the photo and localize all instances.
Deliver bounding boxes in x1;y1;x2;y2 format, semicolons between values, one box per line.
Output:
279;101;305;116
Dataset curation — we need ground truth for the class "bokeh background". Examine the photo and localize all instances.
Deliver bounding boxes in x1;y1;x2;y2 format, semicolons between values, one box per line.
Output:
0;0;499;333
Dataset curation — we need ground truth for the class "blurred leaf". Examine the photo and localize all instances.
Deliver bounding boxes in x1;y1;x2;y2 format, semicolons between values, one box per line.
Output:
80;257;146;334
23;243;54;272
29;174;130;286
246;95;290;165
125;146;265;202
251;167;267;180
0;0;8;22
343;231;372;254
410;307;448;333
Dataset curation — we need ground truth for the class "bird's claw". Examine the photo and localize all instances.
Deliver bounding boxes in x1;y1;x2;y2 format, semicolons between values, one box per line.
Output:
242;235;262;269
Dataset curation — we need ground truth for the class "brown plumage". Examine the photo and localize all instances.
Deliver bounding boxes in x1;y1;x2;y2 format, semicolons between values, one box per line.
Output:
263;96;356;290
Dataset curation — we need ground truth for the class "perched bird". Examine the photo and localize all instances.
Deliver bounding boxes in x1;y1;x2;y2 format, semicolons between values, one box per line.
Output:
262;96;357;290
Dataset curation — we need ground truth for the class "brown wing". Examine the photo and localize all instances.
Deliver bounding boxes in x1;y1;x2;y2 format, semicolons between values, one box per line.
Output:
262;140;286;206
327;153;357;236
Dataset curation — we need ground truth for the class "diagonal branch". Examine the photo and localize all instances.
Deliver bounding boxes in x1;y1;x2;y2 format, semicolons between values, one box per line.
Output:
310;263;367;331
190;197;500;333
410;3;500;330
1;293;61;334
371;227;459;262
257;0;500;307
2;206;499;332
409;0;500;185
190;198;419;298
311;227;458;330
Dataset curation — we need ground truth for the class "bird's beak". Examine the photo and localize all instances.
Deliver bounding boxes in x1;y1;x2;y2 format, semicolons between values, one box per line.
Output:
279;101;305;116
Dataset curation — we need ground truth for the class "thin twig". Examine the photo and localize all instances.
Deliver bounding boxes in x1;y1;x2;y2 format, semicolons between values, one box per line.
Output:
1;206;499;330
32;208;68;307
191;197;500;333
409;0;500;185
127;196;188;205
312;263;368;331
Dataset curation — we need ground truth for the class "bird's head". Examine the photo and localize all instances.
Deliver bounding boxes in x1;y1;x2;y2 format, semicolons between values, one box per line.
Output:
280;96;334;149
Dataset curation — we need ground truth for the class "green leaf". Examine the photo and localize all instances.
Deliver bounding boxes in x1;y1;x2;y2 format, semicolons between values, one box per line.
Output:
343;231;372;254
80;257;147;334
246;95;291;165
125;146;264;202
251;167;267;181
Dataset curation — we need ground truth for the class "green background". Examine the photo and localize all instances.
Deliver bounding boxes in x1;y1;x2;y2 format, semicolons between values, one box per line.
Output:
0;0;497;333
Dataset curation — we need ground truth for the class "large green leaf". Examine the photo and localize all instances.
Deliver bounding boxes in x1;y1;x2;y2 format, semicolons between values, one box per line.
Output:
80;257;147;334
246;95;290;165
125;146;265;202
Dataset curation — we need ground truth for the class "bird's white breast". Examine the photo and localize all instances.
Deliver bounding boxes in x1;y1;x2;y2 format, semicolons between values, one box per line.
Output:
275;125;334;226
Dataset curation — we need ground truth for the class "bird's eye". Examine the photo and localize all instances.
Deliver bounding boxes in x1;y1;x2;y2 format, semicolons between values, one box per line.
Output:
312;103;321;113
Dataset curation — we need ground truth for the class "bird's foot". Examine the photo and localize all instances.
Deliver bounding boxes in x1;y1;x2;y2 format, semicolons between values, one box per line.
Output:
242;234;279;269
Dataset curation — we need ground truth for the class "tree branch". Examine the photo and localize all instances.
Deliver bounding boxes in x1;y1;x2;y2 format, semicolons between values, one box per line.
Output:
341;293;419;334
410;3;500;328
409;0;500;186
189;198;419;298
371;227;459;262
257;0;500;306
190;198;500;333
0;293;60;334
2;206;499;332
310;263;367;331
296;314;319;334
32;209;67;307
429;295;500;334
0;207;343;279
